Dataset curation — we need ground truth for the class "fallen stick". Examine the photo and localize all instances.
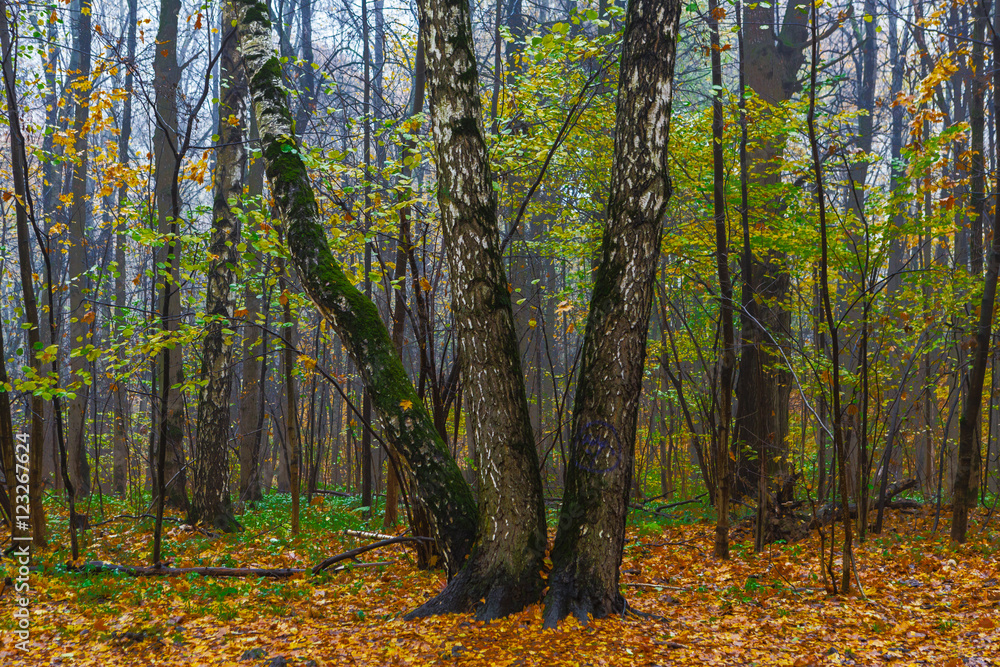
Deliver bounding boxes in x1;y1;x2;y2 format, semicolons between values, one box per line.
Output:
74;537;428;579
345;529;398;541
312;536;424;574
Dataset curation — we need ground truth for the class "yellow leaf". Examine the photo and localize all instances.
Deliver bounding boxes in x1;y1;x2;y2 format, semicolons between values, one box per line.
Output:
399;399;413;411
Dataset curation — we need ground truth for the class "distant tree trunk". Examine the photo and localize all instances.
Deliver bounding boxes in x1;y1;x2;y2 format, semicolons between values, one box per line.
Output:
1;0;47;545
238;115;268;504
113;0;138;497
153;0;188;513
545;0;681;626
189;13;244;533
732;0;810;498
709;0;733;560
386;36;426;532
360;0;374;514
236;0;477;575
952;18;1000;545
65;0;93;499
153;0;188;510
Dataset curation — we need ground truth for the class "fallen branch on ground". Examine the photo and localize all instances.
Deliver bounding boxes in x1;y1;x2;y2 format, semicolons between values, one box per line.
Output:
72;536;428;579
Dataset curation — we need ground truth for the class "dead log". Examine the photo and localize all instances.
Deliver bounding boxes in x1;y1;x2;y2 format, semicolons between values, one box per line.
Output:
734;478;920;545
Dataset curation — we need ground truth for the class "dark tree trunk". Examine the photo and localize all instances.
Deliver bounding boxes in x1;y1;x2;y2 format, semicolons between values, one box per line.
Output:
153;0;188;512
709;0;733;560
189;13;245;533
406;0;546;621
235;0;477;575
237;114;268;504
544;0;681;626
112;0;138;498
65;0;93;499
1;0;47;545
952;16;1000;545
732;0;810;498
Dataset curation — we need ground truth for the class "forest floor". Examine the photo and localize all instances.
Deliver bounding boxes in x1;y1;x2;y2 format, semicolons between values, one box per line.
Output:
1;492;999;666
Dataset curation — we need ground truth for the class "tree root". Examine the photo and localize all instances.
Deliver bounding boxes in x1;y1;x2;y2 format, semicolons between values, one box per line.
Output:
405;554;544;622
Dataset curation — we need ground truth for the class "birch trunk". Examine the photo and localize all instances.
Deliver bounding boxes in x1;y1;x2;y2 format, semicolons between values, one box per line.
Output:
189;10;245;532
544;0;681;626
406;0;546;620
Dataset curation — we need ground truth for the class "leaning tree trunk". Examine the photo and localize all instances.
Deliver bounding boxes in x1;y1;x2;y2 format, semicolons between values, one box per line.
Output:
189;12;245;533
234;0;477;576
544;0;681;627
406;0;547;621
952;16;1000;545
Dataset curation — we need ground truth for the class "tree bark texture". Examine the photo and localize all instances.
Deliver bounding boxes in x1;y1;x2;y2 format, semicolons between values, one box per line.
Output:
952;17;1000;545
65;0;93;498
544;0;681;626
1;0;47;545
153;0;188;511
190;8;245;533
235;0;477;575
407;0;547;621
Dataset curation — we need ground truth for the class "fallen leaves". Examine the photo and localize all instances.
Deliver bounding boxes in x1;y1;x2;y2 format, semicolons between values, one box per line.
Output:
3;500;1000;665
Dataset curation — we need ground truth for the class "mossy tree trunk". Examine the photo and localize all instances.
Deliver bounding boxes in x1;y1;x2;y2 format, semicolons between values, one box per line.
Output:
235;0;477;575
544;0;681;627
189;9;244;533
405;0;547;621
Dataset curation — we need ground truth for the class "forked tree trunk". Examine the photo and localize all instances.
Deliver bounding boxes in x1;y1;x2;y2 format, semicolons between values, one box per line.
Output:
234;0;477;576
189;11;245;533
544;0;681;626
406;0;546;621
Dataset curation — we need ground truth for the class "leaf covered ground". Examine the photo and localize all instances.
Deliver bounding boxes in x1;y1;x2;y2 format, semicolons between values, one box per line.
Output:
2;494;1000;666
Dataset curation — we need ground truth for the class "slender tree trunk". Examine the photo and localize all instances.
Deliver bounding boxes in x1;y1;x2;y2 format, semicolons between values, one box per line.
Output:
238;114;268;504
709;0;732;560
112;0;137;498
189;12;244;533
952;15;1000;545
153;0;188;513
545;0;681;626
235;0;477;575
809;1;852;593
1;0;47;545
65;0;93;499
